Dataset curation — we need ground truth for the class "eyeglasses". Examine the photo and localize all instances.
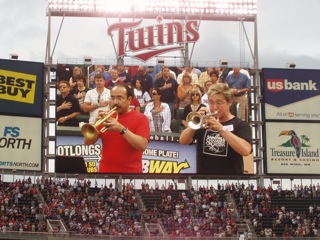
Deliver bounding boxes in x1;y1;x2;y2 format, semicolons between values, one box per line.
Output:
110;96;126;101
191;93;200;96
151;92;158;95
208;101;227;106
59;86;67;89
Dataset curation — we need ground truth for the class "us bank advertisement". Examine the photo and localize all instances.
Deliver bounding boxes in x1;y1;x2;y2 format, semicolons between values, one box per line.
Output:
262;68;320;121
0;115;42;171
265;122;320;174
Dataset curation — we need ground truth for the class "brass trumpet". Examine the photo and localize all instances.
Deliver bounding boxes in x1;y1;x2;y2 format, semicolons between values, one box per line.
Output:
186;111;219;130
81;106;118;141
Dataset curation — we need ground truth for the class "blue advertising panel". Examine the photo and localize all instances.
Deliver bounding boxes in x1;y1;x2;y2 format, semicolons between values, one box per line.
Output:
0;59;44;117
262;68;320;121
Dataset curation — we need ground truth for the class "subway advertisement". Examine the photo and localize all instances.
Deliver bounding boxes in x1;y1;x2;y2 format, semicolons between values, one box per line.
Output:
56;133;197;174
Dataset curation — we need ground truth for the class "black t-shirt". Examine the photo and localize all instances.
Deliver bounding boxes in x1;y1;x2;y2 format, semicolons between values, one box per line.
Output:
118;72;132;84
56;93;81;126
193;116;252;175
154;77;178;103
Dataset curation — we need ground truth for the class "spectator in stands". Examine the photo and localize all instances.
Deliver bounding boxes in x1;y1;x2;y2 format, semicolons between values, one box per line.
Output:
179;83;252;174
176;66;199;86
154;66;178;114
56;64;73;83
104;68;125;90
144;88;171;132
154;66;176;80
71;74;90;114
181;88;206;128
133;79;151;109
132;66;153;94
89;65;111;88
117;64;132;84
84;84;150;173
126;83;141;112
56;80;81;126
83;73;111;124
225;67;251;121
69;66;83;88
201;79;214;108
177;73;197;110
198;67;213;89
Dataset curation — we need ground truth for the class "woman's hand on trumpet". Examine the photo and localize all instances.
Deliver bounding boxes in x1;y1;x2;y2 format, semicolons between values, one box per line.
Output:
204;115;223;132
196;106;222;131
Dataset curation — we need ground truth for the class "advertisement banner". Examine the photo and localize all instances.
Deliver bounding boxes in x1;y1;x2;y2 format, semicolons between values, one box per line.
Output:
0;59;44;117
56;135;197;174
0;115;42;171
265;122;320;174
262;68;320;121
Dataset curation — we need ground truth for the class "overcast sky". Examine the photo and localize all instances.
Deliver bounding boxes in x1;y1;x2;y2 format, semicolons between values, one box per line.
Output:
1;0;320;69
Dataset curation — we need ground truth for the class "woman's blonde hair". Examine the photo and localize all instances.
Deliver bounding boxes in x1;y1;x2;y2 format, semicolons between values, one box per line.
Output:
207;82;233;102
189;88;202;104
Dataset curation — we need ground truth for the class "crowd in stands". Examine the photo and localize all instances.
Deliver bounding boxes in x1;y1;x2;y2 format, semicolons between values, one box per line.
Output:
56;64;250;131
38;178;144;236
230;182;320;238
0;177;319;238
0;177;46;232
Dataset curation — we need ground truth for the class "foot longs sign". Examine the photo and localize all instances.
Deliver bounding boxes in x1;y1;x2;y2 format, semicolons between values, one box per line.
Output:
107;16;200;62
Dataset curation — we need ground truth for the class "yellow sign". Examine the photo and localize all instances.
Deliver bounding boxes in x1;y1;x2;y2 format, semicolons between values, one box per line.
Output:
0;69;37;104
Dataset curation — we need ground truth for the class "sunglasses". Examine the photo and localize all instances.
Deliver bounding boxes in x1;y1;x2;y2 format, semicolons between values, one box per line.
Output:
151;92;158;95
191;93;200;96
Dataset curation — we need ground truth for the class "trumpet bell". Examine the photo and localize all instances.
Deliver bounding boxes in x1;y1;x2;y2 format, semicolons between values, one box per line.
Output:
186;112;203;130
81;106;118;141
186;111;219;130
81;123;100;141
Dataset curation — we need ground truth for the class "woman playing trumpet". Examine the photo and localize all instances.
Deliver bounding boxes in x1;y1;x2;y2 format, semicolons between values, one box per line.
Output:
179;83;252;175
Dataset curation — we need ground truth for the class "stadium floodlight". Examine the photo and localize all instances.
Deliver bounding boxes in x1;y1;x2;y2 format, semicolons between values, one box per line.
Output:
47;0;257;21
9;53;19;60
157;57;165;66
287;62;296;69
220;60;228;67
84;56;92;64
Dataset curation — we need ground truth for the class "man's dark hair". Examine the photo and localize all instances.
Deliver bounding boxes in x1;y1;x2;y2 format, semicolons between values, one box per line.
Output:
94;73;105;80
74;74;86;85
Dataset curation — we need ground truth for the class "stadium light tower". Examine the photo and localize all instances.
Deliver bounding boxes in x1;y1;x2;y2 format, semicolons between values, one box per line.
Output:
46;0;258;67
47;0;257;21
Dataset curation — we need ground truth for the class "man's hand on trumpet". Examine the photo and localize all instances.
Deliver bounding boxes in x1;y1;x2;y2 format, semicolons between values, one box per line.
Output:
96;109;123;133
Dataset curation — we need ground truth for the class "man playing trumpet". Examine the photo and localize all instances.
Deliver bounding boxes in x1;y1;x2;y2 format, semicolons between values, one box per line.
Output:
179;83;252;175
84;84;150;173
